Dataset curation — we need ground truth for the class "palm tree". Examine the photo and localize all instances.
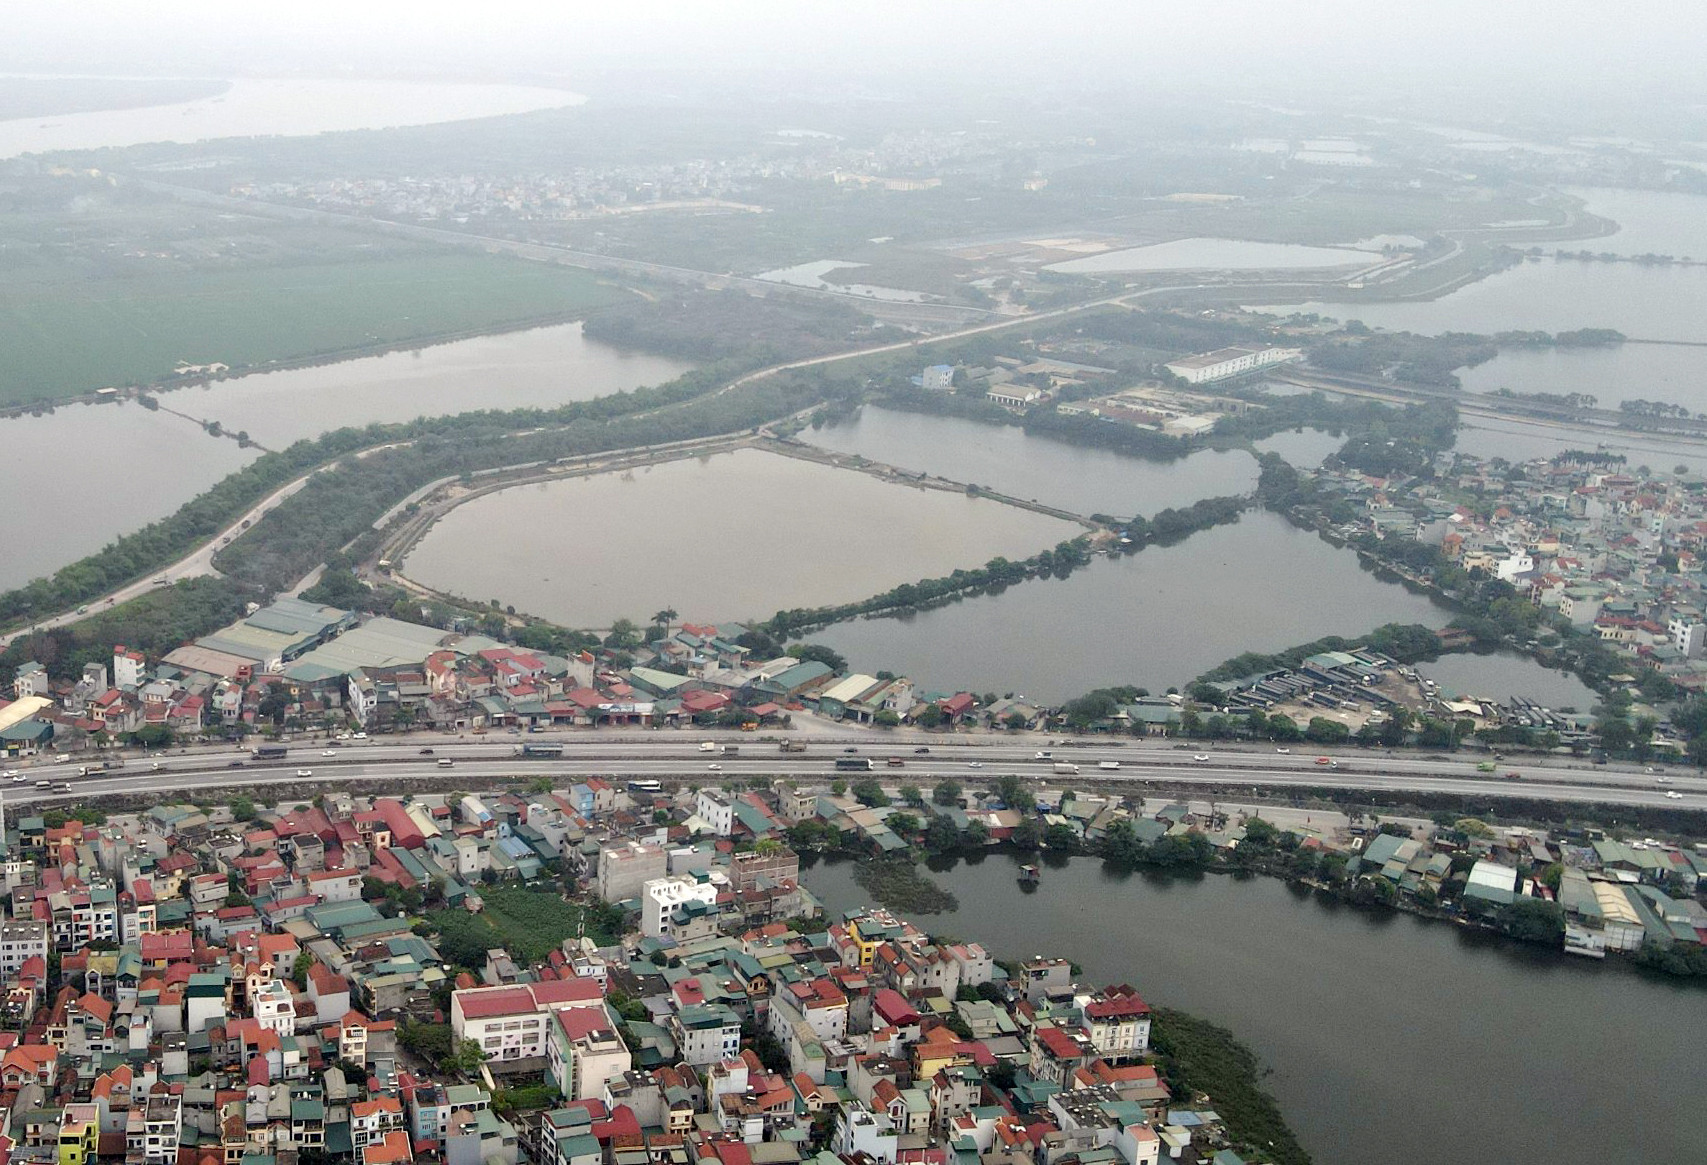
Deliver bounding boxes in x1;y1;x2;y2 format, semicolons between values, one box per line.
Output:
652;608;678;631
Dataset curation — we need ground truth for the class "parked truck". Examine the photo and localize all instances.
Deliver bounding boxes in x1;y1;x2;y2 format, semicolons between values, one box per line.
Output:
1053;762;1081;775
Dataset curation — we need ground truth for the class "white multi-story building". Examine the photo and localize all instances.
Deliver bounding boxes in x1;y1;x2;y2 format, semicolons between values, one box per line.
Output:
251;978;297;1036
450;979;605;1062
546;1008;632;1101
669;1003;742;1067
1669;616;1705;658
1164;344;1301;385
112;646;146;691
1078;988;1151;1060
641;873;722;939
0;920;49;977
127;1092;182;1165
693;790;734;837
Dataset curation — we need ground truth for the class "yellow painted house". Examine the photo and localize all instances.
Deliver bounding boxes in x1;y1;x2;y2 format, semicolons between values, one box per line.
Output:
59;1105;100;1165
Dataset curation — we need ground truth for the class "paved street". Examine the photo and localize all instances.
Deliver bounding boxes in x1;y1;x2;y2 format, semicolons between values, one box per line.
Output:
5;730;1702;811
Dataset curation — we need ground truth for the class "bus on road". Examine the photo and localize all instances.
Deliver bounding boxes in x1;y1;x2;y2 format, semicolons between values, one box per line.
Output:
252;746;288;760
518;743;565;758
834;757;875;771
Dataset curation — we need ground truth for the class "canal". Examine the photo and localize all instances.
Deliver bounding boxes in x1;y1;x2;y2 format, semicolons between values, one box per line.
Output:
804;855;1707;1165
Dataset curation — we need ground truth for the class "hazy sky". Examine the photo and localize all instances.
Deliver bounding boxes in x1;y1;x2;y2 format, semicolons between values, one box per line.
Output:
9;1;1707;108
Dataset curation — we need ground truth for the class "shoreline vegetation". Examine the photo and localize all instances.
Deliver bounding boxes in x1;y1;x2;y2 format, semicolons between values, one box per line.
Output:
1151;1008;1312;1165
759;495;1248;639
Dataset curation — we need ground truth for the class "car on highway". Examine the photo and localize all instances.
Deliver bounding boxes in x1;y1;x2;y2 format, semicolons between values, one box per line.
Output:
1315;757;1337;767
322;750;336;757
8;774;24;783
1035;751;1052;760
351;732;368;740
1275;747;1290;754
1656;776;1673;784
228;761;244;768
707;763;722;771
1665;790;1683;799
1194;754;1209;762
1;770;16;779
419;748;435;755
967;761;983;769
296;769;313;777
843;747;858;754
914;747;930;754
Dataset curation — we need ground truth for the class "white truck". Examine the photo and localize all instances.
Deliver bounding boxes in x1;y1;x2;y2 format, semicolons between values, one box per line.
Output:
1053;762;1081;775
1098;760;1121;770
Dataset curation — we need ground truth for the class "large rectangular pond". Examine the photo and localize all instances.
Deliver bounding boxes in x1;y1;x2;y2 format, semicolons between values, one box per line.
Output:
0;402;259;591
401;447;1083;628
164;322;694;449
0;324;690;594
805;856;1707;1165
799;406;1260;518
809;510;1450;702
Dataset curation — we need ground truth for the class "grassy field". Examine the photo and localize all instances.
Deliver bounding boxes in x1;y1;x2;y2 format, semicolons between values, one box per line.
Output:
0;252;622;407
426;887;616;966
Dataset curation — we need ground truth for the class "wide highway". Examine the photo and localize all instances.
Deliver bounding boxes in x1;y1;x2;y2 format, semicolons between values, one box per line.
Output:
5;731;1703;811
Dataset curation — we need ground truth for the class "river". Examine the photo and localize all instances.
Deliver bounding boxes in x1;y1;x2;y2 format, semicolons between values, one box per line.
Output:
804;856;1707;1165
0;76;583;158
801;406;1260;518
0;324;689;592
809;511;1450;702
401;447;1082;629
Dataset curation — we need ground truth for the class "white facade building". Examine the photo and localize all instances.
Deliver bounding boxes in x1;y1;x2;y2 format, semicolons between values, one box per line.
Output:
450;979;605;1062
0;920;48;977
641;873;722;939
1164;344;1301;385
693;791;734;837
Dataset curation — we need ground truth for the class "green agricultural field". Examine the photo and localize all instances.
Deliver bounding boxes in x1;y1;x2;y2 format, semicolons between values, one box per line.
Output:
0;252;622;407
